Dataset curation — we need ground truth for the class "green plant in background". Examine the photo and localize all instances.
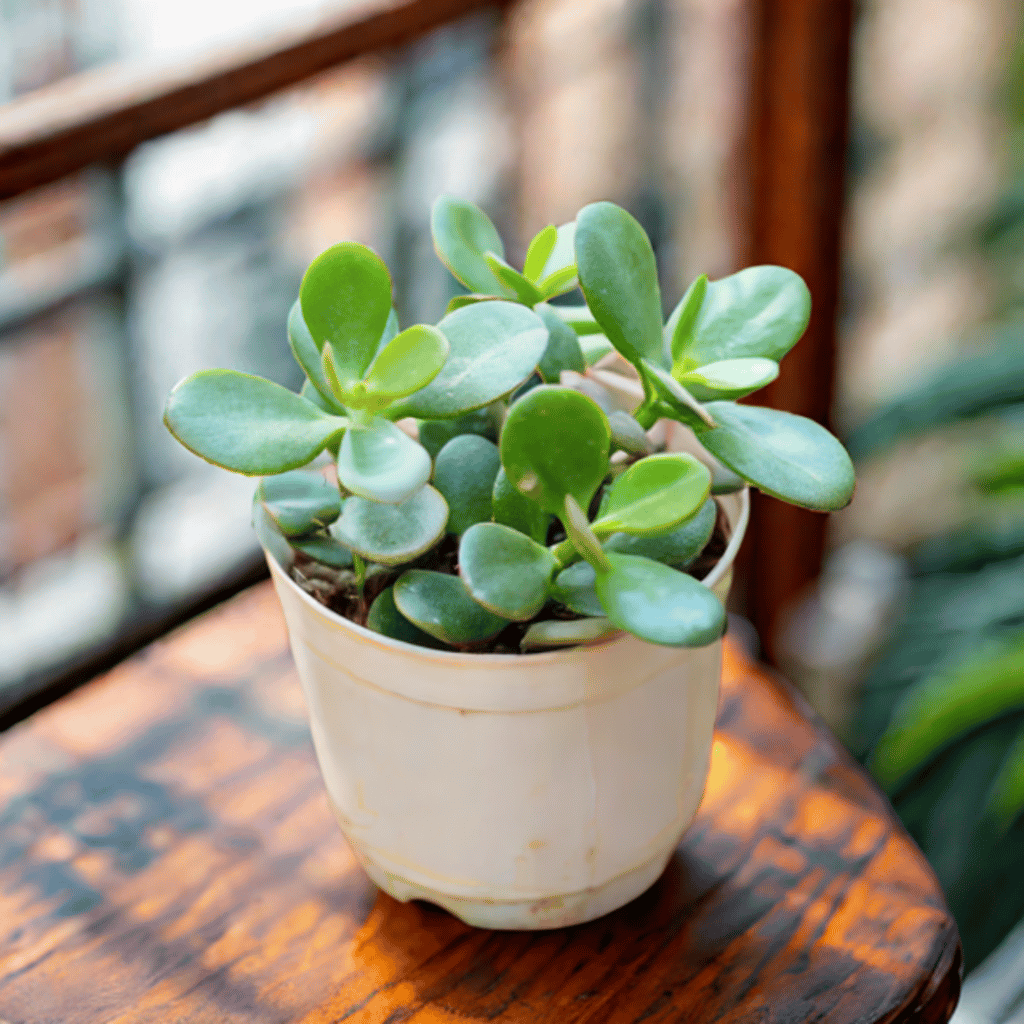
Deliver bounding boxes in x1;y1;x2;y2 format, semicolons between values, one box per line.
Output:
165;198;854;653
847;34;1024;967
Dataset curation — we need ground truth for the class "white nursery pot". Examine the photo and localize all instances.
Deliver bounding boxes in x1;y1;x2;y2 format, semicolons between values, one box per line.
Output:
265;489;749;930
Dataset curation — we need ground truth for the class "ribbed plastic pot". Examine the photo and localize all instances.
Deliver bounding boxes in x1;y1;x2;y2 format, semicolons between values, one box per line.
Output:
263;488;749;929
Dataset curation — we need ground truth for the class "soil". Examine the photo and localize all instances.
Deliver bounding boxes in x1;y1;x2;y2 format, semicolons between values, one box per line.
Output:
289;497;731;654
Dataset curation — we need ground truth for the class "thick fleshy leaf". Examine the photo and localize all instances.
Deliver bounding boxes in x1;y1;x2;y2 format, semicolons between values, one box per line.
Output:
677;357;779;401
351;325;449;409
562;494;610;570
639;358;715;428
288;300;343;409
374;308;400;357
520;616;616;650
393;569;509;644
299;242;393;386
665;274;708;365
603;496;717;568
337;417;431;504
536;304;586;383
696;402;855;512
459;523;557;620
595;553;725;647
430;196;511;296
484;253;543;305
552;304;603;336
252;494;293;568
432;435;501;535
165;369;348;475
258;471;340;536
445;293;499;313
388;302;548;420
523;224;557;282
500;385;610;516
492;467;549;543
678;265;811;369
581;335;614;365
537;222;577;297
551;560;604;616
575;202;664;368
332;486;448;565
592;453;711;537
291;531;354;568
367;586;442;648
608;411;653;454
538;264;579;300
418;408;496;459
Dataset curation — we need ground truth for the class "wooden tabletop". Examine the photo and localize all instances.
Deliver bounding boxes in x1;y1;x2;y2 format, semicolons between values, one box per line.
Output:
0;583;961;1024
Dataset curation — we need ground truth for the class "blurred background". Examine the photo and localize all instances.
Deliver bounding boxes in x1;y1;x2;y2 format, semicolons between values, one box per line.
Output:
1;0;1023;1012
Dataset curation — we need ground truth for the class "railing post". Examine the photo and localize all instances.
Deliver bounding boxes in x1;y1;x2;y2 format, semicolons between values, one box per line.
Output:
740;0;854;661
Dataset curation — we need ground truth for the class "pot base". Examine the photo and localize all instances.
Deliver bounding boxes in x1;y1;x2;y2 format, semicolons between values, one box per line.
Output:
350;841;675;930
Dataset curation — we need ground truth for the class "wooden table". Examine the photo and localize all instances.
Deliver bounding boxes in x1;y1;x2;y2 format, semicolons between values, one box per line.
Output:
0;583;961;1024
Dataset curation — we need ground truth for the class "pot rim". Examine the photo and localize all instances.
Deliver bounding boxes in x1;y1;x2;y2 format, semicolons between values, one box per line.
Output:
265;487;750;665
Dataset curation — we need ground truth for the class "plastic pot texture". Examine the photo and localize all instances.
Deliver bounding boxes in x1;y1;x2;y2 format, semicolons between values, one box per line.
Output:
264;489;749;929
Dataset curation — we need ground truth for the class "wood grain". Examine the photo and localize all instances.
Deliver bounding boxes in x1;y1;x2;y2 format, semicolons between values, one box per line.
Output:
0;583;960;1023
739;0;854;659
0;0;512;201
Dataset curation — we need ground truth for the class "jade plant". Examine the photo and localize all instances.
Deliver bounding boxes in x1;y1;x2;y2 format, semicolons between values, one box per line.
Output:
164;198;855;652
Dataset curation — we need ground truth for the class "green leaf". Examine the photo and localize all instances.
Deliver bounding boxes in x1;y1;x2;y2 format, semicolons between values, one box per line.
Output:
492;467;549;543
677;357;779;401
375;307;400;357
537;222;578;297
603;496;716;568
484;253;544;305
552;303;603;336
291;531;353;568
288;300;344;410
595;553;725;647
252;493;294;568
679;265;811;369
575;202;663;368
696;402;855;512
258;471;341;536
430;196;511;296
432;434;502;535
869;636;1024;793
639;358;716;428
459;523;557;620
445;293;499;314
562;494;611;571
337;417;431;504
985;727;1024;831
580;335;614;365
418;408;497;459
538;264;579;300
592;453;711;537
665;274;708;365
552;560;604;616
332;485;448;565
523;224;557;282
608;411;653;455
520;616;616;650
535;304;586;383
350;325;449;410
393;569;509;645
299;242;393;387
367;586;442;648
388;302;549;420
165;369;348;475
500;385;610;516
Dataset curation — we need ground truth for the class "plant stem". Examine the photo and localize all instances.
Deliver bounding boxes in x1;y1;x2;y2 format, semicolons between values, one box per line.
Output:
353;553;367;595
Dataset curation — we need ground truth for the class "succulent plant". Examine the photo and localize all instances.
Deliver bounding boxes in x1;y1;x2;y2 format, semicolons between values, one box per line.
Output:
164;198;855;652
